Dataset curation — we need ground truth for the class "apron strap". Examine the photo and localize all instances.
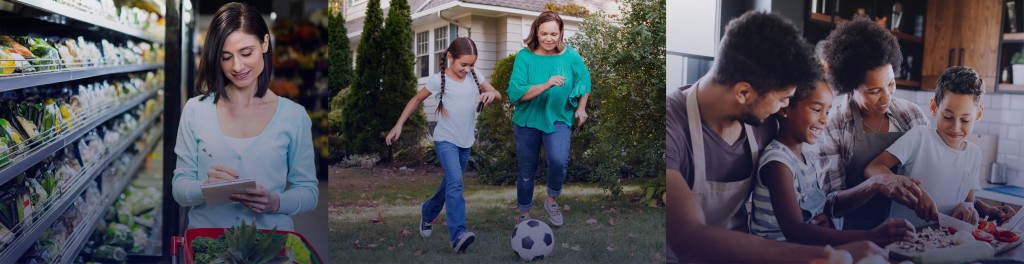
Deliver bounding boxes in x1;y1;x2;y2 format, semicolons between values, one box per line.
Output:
686;88;760;188
686;88;708;188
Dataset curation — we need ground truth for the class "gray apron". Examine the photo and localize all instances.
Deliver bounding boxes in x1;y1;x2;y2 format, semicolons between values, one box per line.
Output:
842;99;911;230
667;88;759;263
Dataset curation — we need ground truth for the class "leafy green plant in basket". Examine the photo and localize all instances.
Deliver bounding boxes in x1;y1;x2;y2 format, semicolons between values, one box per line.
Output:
213;218;289;264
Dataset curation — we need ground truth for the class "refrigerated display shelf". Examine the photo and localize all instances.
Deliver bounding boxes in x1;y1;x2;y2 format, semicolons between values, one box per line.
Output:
8;0;164;44
0;64;164;93
54;125;163;264
0;107;163;263
0;89;159;182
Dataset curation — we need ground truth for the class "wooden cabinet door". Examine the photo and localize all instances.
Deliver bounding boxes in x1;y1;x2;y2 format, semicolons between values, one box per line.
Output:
957;0;1001;93
922;0;961;90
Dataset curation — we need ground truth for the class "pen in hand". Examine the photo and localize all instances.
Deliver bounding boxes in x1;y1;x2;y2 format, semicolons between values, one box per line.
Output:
201;144;242;180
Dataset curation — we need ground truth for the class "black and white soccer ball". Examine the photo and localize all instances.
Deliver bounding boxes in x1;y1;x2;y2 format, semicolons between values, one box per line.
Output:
511;219;554;261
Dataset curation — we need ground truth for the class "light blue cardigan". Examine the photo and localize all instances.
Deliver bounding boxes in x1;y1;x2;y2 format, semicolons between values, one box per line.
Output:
172;95;319;231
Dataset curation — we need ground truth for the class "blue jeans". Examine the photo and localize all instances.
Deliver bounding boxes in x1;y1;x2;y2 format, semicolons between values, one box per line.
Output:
422;141;471;245
514;122;571;212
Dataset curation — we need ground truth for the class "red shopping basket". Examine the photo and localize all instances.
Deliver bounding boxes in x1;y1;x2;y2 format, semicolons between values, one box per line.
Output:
171;228;324;264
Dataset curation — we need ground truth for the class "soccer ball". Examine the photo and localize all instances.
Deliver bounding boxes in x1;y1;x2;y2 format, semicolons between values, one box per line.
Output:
511;219;554;261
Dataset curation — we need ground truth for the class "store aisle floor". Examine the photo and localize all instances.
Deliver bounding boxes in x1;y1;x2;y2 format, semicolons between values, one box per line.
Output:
294;178;329;260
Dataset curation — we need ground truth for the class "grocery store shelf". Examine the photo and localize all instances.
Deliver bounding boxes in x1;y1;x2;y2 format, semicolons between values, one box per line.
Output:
0;108;162;263
10;0;164;44
0;64;164;93
56;126;163;264
0;89;158;191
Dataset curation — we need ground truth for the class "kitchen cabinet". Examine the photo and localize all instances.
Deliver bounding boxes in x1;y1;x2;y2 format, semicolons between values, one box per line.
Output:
922;0;1002;92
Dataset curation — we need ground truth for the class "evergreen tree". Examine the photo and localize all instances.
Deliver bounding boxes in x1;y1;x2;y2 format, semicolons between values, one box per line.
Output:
379;0;426;161
341;0;385;155
329;10;353;97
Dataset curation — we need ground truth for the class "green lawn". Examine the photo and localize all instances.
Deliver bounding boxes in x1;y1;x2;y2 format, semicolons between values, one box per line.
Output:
329;167;666;263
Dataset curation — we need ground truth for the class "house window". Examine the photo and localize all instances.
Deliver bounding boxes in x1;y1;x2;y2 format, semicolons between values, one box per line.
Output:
416;31;429;77
349;0;367;7
434;26;449;72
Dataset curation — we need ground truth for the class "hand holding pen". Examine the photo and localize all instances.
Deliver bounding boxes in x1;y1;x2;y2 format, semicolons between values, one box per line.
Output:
201;145;241;184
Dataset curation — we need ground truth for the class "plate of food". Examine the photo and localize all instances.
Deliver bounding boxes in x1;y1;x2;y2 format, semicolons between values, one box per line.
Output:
886;216;1023;262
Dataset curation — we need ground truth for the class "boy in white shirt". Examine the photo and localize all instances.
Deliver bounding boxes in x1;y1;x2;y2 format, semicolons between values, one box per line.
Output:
864;66;1016;228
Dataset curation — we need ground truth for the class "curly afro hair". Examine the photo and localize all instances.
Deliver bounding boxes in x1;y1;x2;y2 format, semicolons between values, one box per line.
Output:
712;11;820;95
822;15;902;95
935;66;984;104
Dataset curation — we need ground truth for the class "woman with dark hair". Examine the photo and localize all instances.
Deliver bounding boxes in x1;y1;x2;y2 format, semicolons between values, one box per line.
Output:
818;16;929;232
509;11;591;227
171;2;318;231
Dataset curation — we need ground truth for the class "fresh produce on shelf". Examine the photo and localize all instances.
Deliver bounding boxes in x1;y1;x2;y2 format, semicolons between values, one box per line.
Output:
0;175;33;232
104;223;132;248
0;36;34;60
16;240;54;263
0;49;15;75
0;118;22;145
92;244;125;263
24;38;60;72
0;34;162;78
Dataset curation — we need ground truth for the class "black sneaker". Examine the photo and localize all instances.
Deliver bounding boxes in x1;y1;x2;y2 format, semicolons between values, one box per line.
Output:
420;216;432;238
515;214;531;226
452;232;476;253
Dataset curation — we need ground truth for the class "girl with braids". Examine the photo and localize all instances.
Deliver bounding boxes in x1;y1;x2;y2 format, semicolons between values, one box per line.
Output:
385;37;502;253
509;11;591;227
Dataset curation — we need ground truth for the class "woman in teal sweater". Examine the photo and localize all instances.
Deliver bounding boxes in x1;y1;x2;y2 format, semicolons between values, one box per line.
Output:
171;2;318;231
509;11;591;227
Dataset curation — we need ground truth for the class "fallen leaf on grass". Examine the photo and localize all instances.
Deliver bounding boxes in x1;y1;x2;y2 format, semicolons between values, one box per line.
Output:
399;227;411;238
585;219;598;225
570;245;581;252
650;253;665;263
562;243;570;249
608;218;619;226
606;245;617;252
563;205;571;212
371;210;385;224
353;240;379;250
607;208;619;214
414;249;423;257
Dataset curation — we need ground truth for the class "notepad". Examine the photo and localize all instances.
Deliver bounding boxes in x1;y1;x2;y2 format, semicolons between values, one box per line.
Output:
201;178;256;207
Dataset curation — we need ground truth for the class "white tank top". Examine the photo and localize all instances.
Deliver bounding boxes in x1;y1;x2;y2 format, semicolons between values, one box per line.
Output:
224;135;256;155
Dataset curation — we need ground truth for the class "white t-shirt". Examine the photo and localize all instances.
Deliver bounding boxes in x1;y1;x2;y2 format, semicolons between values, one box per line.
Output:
424;69;483;148
886;125;982;228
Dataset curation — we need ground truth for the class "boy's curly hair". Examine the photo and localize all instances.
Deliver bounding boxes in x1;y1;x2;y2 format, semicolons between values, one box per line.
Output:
935;66;984;104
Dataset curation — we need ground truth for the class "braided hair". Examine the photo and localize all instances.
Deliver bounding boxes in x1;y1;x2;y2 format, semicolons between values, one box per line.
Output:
436;37;482;116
